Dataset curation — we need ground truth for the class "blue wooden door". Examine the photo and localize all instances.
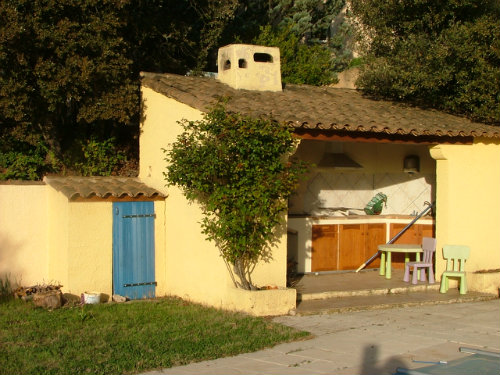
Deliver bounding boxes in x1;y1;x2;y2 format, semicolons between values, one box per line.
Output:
113;201;156;299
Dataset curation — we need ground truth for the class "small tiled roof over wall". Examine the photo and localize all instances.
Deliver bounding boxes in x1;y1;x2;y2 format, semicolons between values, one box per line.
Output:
43;176;165;200
142;72;500;140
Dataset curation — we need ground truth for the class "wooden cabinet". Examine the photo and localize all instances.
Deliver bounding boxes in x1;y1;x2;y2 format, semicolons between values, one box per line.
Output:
311;225;338;272
311;223;385;271
339;223;385;270
389;223;435;269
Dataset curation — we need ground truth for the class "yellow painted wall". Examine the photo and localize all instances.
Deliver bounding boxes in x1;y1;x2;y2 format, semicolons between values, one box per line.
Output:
66;201;113;297
140;87;289;311
47;186;69;289
431;138;500;293
0;184;49;286
57;199;166;299
153;200;167;297
293;139;436;174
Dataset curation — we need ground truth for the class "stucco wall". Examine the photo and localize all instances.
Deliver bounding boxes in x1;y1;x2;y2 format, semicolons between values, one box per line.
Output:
0;183;49;286
140;87;289;311
66;201;113;296
431;138;500;293
47;186;70;289
153;200;167;297
53;198;166;299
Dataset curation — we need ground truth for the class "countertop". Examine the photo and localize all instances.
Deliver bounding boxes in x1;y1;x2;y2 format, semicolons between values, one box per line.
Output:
288;213;434;221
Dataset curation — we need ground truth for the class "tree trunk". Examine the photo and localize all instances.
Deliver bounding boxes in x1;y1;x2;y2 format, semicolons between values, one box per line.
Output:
233;258;255;290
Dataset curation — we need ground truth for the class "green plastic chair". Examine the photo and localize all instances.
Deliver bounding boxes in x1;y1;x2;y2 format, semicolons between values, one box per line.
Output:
439;245;470;295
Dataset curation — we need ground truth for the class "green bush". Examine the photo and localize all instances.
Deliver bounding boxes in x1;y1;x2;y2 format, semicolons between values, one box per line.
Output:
76;137;126;176
0;140;57;181
164;104;307;290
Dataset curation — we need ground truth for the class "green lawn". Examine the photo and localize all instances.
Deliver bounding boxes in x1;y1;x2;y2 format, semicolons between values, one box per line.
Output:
0;297;309;375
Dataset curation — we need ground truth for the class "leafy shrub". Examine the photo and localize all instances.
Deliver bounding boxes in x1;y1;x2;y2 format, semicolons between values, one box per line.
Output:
164;104;307;290
76;137;126;176
0;139;57;181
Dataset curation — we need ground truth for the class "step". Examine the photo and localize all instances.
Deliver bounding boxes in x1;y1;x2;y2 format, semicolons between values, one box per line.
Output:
295;290;497;316
297;283;440;301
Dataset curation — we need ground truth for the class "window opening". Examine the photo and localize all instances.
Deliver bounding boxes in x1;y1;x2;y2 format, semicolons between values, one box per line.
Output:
253;53;273;63
238;59;247;68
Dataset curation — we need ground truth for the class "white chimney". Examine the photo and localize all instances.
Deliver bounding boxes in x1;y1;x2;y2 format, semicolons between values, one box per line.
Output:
217;44;282;92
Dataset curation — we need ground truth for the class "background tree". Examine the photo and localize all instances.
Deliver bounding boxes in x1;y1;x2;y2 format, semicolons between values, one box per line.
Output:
253;25;335;85
0;0;239;180
164;104;307;290
349;0;500;124
124;0;238;75
0;0;138;179
221;0;352;84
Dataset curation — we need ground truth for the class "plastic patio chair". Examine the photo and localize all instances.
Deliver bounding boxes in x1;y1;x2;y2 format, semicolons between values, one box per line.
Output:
439;245;470;295
403;237;437;284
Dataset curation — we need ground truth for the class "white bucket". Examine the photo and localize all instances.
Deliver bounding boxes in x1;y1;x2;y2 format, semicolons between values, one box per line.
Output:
83;292;101;304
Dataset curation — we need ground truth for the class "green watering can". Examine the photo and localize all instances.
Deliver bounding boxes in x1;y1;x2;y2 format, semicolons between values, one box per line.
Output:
364;193;387;215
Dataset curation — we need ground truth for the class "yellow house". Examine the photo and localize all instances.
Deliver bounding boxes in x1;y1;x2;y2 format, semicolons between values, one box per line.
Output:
139;44;500;310
1;44;499;316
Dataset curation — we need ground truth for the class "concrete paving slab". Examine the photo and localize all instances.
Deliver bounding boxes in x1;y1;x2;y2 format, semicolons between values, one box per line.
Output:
144;300;500;375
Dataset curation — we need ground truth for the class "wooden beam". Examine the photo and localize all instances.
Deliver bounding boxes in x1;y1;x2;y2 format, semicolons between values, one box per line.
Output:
293;129;474;145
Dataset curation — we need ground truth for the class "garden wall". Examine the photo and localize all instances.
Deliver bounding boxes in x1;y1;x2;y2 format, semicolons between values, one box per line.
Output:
0;182;49;287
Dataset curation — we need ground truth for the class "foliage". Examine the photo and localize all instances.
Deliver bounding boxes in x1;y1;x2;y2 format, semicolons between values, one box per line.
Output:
0;275;13;303
349;0;500;124
75;137;126;177
125;0;239;74
0;0;139;178
269;0;345;43
0;297;309;374
0;0;239;180
220;0;275;47
0;131;57;180
188;0;239;73
268;0;354;72
224;1;352;80
164;104;307;290
254;25;335;85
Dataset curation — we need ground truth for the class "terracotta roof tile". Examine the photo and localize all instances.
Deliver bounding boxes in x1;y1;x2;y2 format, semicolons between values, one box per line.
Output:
43;176;165;200
142;72;500;139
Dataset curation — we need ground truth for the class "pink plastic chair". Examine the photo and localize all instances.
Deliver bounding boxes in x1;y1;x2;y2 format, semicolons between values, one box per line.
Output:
403;237;437;284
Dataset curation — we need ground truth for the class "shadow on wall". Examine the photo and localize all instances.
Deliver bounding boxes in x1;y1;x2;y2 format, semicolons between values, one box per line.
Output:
0;233;24;288
360;344;407;375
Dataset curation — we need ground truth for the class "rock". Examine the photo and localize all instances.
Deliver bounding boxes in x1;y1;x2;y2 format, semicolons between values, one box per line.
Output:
112;294;128;303
33;290;63;309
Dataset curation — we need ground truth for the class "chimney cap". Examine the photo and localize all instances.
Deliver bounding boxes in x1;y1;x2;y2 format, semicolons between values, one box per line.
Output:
217;44;282;92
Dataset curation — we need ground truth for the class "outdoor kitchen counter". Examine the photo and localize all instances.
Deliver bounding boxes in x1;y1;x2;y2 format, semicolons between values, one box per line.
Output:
288;214;426;220
287;214;435;273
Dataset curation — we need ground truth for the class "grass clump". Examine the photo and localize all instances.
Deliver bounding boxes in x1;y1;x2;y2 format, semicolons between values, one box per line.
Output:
0;297;309;375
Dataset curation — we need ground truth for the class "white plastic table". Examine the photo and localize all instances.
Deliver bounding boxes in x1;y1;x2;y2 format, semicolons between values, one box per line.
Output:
377;244;423;279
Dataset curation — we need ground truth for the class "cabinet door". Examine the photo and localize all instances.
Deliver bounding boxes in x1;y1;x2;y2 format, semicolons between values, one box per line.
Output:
339;224;366;270
311;225;338;272
390;223;419;244
419;224;435;239
389;223;435;269
364;223;385;269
